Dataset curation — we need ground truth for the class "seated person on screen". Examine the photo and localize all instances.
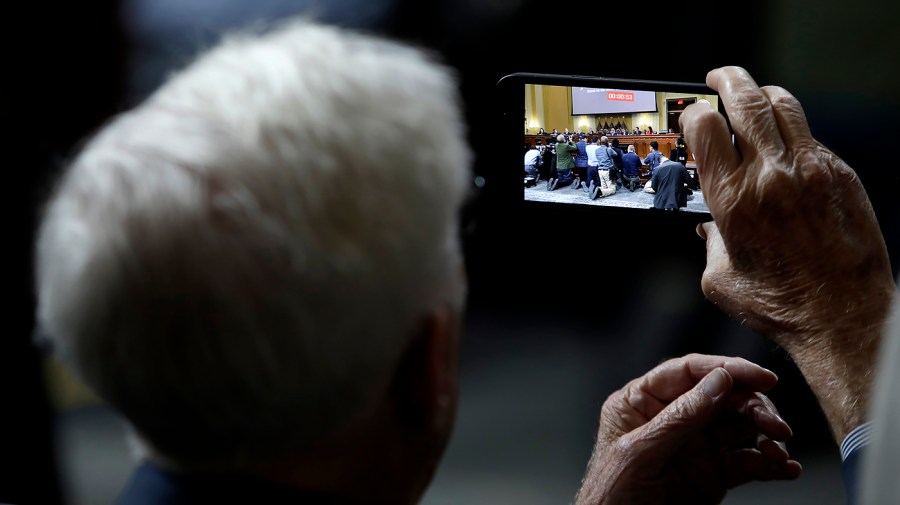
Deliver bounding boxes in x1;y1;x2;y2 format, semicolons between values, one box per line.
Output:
641;139;666;178
669;135;687;164
549;134;579;191
524;142;541;183
590;136;618;200
574;135;590;192
669;136;694;195
584;135;600;190
673;134;700;190
610;138;625;188
621;145;642;191
649;160;690;210
534;138;550;180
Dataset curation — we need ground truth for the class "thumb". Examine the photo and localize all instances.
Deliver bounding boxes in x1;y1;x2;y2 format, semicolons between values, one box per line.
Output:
698;221;733;300
628;368;733;470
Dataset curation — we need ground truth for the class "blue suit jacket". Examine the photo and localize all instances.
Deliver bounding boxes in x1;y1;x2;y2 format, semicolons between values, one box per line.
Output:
117;463;349;505
842;447;862;505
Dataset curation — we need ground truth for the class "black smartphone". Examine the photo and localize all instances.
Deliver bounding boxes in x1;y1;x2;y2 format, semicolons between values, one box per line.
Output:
495;72;725;221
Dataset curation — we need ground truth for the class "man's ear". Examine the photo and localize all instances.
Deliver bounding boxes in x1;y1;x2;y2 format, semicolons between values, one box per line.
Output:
390;305;460;434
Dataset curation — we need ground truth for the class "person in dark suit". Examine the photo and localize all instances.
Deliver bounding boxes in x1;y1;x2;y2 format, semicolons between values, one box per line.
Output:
669;135;688;167
621;145;643;191
609;138;625;188
670;135;699;190
573;135;589;192
649;160;690;210
641;140;667;178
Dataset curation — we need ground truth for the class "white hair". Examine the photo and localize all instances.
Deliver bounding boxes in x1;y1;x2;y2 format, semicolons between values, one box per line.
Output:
35;19;471;469
627;145;635;152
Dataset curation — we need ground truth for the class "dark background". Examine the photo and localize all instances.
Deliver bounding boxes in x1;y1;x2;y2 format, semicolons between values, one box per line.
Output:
6;0;900;503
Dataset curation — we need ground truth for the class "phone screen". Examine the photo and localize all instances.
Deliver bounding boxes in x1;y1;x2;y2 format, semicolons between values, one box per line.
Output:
519;78;719;215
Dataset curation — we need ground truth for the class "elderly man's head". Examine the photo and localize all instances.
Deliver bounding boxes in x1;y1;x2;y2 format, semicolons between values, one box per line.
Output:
35;20;470;497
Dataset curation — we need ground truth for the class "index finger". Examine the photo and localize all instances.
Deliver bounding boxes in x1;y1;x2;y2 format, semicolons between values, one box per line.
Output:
680;99;740;210
707;66;787;162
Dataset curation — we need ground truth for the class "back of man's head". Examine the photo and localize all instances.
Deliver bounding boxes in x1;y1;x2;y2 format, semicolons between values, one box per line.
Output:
35;19;471;471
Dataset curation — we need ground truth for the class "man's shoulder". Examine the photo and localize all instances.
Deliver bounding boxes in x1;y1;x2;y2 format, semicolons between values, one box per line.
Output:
118;463;335;505
654;161;673;174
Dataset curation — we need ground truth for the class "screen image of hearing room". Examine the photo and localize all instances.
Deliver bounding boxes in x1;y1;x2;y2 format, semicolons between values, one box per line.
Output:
523;84;718;213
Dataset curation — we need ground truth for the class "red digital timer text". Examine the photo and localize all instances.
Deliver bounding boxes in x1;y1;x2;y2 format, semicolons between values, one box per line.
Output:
607;92;634;102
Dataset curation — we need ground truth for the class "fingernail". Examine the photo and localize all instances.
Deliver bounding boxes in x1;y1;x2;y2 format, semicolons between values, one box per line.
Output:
696;223;707;240
754;407;792;437
703;368;728;399
726;360;778;382
698;99;712;108
759;437;789;460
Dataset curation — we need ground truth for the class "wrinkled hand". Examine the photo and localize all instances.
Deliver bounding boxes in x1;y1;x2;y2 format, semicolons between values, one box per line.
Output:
575;354;800;505
682;66;894;344
680;66;896;440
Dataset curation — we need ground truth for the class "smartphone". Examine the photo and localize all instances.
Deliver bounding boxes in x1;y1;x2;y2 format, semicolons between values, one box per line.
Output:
495;72;725;221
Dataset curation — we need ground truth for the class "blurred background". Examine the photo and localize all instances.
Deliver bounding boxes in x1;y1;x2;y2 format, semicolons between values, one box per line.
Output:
6;0;900;503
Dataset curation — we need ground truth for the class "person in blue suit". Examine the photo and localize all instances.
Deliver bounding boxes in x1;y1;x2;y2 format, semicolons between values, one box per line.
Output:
621;145;643;191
